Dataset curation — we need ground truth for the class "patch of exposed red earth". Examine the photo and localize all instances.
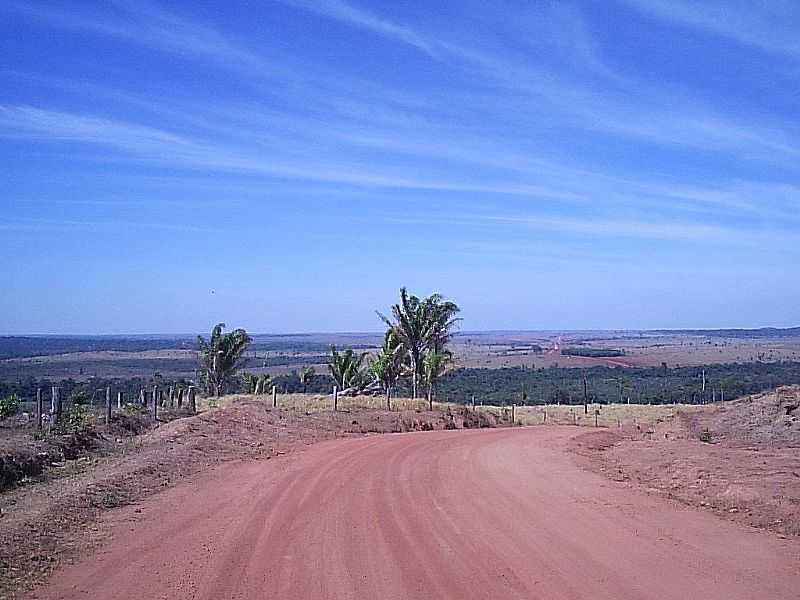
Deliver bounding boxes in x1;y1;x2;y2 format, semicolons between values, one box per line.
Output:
30;427;800;600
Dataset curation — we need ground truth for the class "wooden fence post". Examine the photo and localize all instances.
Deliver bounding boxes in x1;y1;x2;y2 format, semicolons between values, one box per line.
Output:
169;386;175;408
140;388;146;406
105;386;112;424
36;388;43;430
333;386;338;412
50;386;57;426
471;395;475;409
543;409;547;424
188;386;196;414
511;404;515;424
55;388;62;425
152;386;158;420
595;410;599;427
177;388;184;408
117;391;123;409
272;386;277;408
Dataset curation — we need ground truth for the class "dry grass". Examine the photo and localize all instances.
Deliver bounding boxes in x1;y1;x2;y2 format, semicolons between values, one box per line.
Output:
201;393;433;414
199;392;700;429
500;402;700;428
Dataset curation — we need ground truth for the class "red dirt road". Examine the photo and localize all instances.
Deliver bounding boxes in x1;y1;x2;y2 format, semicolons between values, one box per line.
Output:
32;428;800;600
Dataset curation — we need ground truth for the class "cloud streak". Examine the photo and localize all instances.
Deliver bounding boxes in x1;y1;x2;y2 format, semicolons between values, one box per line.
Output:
620;0;800;58
2;103;798;234
2;0;269;69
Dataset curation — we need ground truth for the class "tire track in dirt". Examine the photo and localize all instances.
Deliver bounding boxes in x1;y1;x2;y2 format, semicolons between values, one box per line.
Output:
31;428;800;600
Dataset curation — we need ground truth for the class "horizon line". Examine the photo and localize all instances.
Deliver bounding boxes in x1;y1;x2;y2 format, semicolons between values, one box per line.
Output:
2;326;799;338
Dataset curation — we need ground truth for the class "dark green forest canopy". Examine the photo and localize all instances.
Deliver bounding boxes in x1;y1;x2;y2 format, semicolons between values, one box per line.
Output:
4;361;800;408
435;362;800;405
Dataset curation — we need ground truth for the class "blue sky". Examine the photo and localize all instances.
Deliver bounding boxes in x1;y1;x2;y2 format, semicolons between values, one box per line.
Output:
1;0;799;334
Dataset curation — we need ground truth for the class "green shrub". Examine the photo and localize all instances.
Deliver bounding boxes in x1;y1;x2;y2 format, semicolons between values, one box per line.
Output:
0;394;20;419
70;387;90;405
120;402;147;416
60;404;92;432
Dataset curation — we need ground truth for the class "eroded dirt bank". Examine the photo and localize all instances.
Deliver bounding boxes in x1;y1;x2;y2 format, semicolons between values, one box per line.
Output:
572;387;800;538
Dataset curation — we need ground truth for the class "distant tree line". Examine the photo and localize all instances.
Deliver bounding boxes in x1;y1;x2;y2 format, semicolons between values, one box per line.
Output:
560;347;626;358
434;361;800;405
5;361;800;409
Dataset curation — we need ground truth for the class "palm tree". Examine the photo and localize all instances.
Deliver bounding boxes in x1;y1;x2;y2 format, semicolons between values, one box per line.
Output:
242;372;259;394
255;373;271;395
299;366;316;392
378;288;460;399
198;323;252;396
422;349;451;410
370;329;404;409
328;346;368;391
424;293;461;353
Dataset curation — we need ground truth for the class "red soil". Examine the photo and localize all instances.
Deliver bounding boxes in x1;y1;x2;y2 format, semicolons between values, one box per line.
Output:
31;427;799;600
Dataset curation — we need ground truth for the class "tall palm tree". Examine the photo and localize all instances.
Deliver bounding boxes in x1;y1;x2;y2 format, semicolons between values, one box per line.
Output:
328;346;368;391
198;323;252;397
424;293;461;353
378;288;460;399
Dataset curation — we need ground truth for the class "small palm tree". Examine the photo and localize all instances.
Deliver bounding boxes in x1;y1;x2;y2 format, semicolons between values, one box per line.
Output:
198;323;252;397
328;346;368;391
299;366;316;392
422;349;451;410
256;373;271;395
370;329;404;409
242;372;259;394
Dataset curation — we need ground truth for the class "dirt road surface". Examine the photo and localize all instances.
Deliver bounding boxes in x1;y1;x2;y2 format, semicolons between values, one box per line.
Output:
31;428;800;600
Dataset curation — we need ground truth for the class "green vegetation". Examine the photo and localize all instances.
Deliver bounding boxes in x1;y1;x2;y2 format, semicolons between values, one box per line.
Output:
561;347;625;358
70;386;90;405
328;346;369;390
299;366;316;392
378;287;460;399
59;404;92;433
422;349;451;409
0;393;19;419
436;362;800;405
197;323;252;396
370;329;404;409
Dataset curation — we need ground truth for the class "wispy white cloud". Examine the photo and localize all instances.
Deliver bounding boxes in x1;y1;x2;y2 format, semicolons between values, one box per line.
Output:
275;0;800;161
8;1;799;162
277;0;438;57
0;105;582;201
484;214;744;243
3;103;798;232
620;0;800;58
2;0;268;69
0;217;214;234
